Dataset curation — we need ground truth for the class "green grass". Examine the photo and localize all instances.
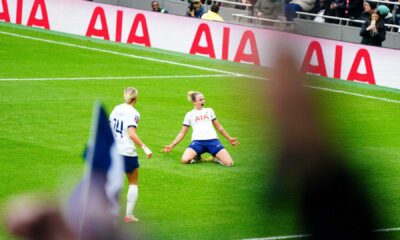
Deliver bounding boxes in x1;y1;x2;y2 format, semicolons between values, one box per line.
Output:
1;22;400;239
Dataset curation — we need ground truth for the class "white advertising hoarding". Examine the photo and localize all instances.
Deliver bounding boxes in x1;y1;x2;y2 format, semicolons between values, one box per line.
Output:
1;0;400;88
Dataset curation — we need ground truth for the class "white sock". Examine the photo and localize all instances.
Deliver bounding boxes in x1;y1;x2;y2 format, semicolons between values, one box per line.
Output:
213;157;224;165
126;184;138;217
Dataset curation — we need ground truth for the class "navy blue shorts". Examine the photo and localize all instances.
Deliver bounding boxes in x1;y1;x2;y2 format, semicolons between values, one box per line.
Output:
188;139;224;157
123;156;139;173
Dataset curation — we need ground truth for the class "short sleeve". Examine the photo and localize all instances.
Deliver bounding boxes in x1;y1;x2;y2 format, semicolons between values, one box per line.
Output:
209;108;216;120
183;112;191;127
127;112;140;128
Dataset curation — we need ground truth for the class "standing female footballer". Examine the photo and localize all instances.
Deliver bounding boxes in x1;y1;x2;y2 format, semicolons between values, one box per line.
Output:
109;87;152;223
162;91;239;166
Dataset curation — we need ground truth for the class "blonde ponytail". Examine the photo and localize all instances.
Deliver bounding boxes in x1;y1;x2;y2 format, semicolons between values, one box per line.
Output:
124;87;138;103
187;90;201;102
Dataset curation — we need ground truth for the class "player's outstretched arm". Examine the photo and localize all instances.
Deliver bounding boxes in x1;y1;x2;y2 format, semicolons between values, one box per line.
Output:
162;126;189;153
212;119;240;147
128;127;152;159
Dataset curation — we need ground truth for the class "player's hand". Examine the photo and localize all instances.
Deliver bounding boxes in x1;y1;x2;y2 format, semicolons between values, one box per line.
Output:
161;145;173;153
142;145;152;159
229;138;240;147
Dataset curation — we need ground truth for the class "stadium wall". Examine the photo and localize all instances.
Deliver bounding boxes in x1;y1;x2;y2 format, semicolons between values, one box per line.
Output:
1;0;400;89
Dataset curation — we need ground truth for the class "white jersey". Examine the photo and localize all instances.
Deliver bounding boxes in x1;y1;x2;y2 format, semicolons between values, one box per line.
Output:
183;108;218;141
109;103;140;157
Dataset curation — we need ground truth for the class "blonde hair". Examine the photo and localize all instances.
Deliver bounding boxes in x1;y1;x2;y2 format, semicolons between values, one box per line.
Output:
187;90;202;102
124;87;138;103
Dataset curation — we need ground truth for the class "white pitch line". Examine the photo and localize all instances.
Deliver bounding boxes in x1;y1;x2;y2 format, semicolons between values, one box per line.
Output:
374;227;400;232
1;30;400;105
244;227;400;240
305;84;400;104
0;30;252;78
0;74;236;81
243;234;310;240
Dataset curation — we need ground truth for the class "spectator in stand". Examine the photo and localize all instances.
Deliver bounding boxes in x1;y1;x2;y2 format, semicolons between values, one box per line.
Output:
360;10;386;46
254;0;281;20
395;2;400;25
359;0;377;22
201;4;224;21
235;0;256;10
186;0;206;18
346;0;364;20
379;0;396;12
377;4;394;25
323;0;340;23
323;0;363;24
285;0;316;21
242;0;257;5
182;0;211;4
381;0;400;25
151;1;168;13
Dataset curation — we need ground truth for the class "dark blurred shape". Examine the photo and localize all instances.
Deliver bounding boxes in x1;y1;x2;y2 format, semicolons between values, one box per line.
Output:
4;103;131;240
5;195;76;240
268;48;380;240
66;104;124;232
4;194;131;240
66;103;127;239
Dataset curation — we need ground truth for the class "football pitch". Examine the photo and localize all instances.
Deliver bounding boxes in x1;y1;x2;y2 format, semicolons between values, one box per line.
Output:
1;21;400;239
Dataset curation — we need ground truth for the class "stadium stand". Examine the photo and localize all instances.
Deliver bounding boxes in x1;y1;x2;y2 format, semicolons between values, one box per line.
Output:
91;0;400;49
213;0;253;10
91;0;253;21
233;14;294;30
294;13;400;49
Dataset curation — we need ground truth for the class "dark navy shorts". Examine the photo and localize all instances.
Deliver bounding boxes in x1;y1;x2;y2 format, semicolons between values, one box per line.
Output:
123;155;139;173
188;139;224;157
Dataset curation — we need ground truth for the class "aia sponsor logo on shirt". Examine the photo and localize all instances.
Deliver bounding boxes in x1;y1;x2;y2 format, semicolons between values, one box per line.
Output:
195;114;209;122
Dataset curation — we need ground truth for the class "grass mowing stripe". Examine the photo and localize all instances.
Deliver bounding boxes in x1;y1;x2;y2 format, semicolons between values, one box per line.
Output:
4;27;398;107
1;70;399;106
0;30;245;77
2;24;400;240
0;74;236;81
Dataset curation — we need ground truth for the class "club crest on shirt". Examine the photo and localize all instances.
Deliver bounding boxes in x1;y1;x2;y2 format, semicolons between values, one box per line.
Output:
195;114;210;122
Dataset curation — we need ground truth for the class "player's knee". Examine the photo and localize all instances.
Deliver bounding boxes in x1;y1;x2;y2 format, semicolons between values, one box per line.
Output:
215;157;234;167
224;160;234;167
181;158;191;164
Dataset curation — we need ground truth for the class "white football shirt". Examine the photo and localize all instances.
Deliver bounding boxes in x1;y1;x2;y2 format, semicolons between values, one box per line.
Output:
109;103;140;157
183;108;218;141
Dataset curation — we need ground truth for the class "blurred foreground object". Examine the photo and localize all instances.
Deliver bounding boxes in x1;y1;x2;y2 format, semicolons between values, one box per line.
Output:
268;49;380;240
66;102;127;239
5;195;75;240
5;103;130;240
